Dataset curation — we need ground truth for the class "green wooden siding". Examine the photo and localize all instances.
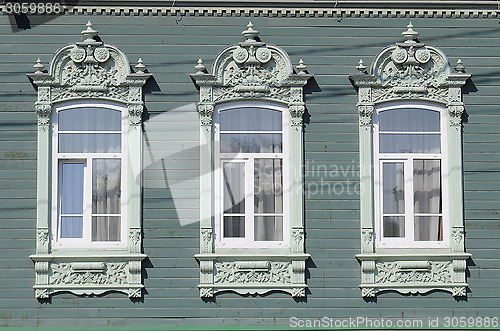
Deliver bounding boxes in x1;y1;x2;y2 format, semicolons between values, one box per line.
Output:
0;13;499;328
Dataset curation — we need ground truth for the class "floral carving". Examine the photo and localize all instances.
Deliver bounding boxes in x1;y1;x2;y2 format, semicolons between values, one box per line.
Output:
214;262;291;284
292;228;304;245
375;261;452;284
129;228;141;245
452;227;465;244
37;228;49;246
50;262;127;285
361;228;373;245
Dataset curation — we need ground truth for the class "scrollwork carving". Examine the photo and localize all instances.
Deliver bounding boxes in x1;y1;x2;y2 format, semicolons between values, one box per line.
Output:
50;262;127;285
214;262;291;284
375;261;452;284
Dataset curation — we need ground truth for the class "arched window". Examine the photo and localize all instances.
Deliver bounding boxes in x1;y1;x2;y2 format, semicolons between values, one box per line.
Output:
52;103;127;248
214;102;289;248
28;22;150;299
373;103;448;248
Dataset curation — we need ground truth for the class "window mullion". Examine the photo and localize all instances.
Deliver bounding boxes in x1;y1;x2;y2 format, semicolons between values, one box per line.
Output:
246;157;254;244
405;158;414;243
84;156;92;245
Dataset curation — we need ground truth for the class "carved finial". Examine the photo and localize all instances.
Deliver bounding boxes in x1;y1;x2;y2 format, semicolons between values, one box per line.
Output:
33;58;44;74
296;59;307;74
81;21;98;43
195;58;206;74
135;58;146;73
242;21;259;42
402;22;419;43
455;59;466;73
356;59;368;74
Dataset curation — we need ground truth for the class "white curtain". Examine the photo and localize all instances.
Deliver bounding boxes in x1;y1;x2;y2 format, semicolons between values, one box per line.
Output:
254;159;283;241
382;162;405;237
92;159;121;241
413;159;442;241
222;162;245;237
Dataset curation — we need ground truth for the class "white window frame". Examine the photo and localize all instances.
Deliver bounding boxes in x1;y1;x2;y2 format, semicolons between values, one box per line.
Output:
373;102;449;249
51;102;128;249
213;102;290;249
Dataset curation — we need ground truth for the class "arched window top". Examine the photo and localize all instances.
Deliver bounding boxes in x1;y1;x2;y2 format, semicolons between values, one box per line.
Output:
376;103;443;133
217;102;286;132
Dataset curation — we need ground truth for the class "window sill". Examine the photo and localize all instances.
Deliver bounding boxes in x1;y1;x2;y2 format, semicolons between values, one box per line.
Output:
194;252;310;298
30;252;147;299
355;252;470;298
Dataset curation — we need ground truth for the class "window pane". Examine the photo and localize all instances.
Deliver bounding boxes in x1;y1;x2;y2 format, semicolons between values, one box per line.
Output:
254;159;283;214
414;216;442;241
382;163;404;214
92;216;121;241
59;133;121;153
61;216;83;238
220;107;282;131
414;159;442;214
92;159;121;214
379;108;440;132
59;107;121;131
223;216;245;238
379;134;440;153
60;162;84;214
223;162;245;214
220;133;282;153
383;216;405;238
254;216;283;241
